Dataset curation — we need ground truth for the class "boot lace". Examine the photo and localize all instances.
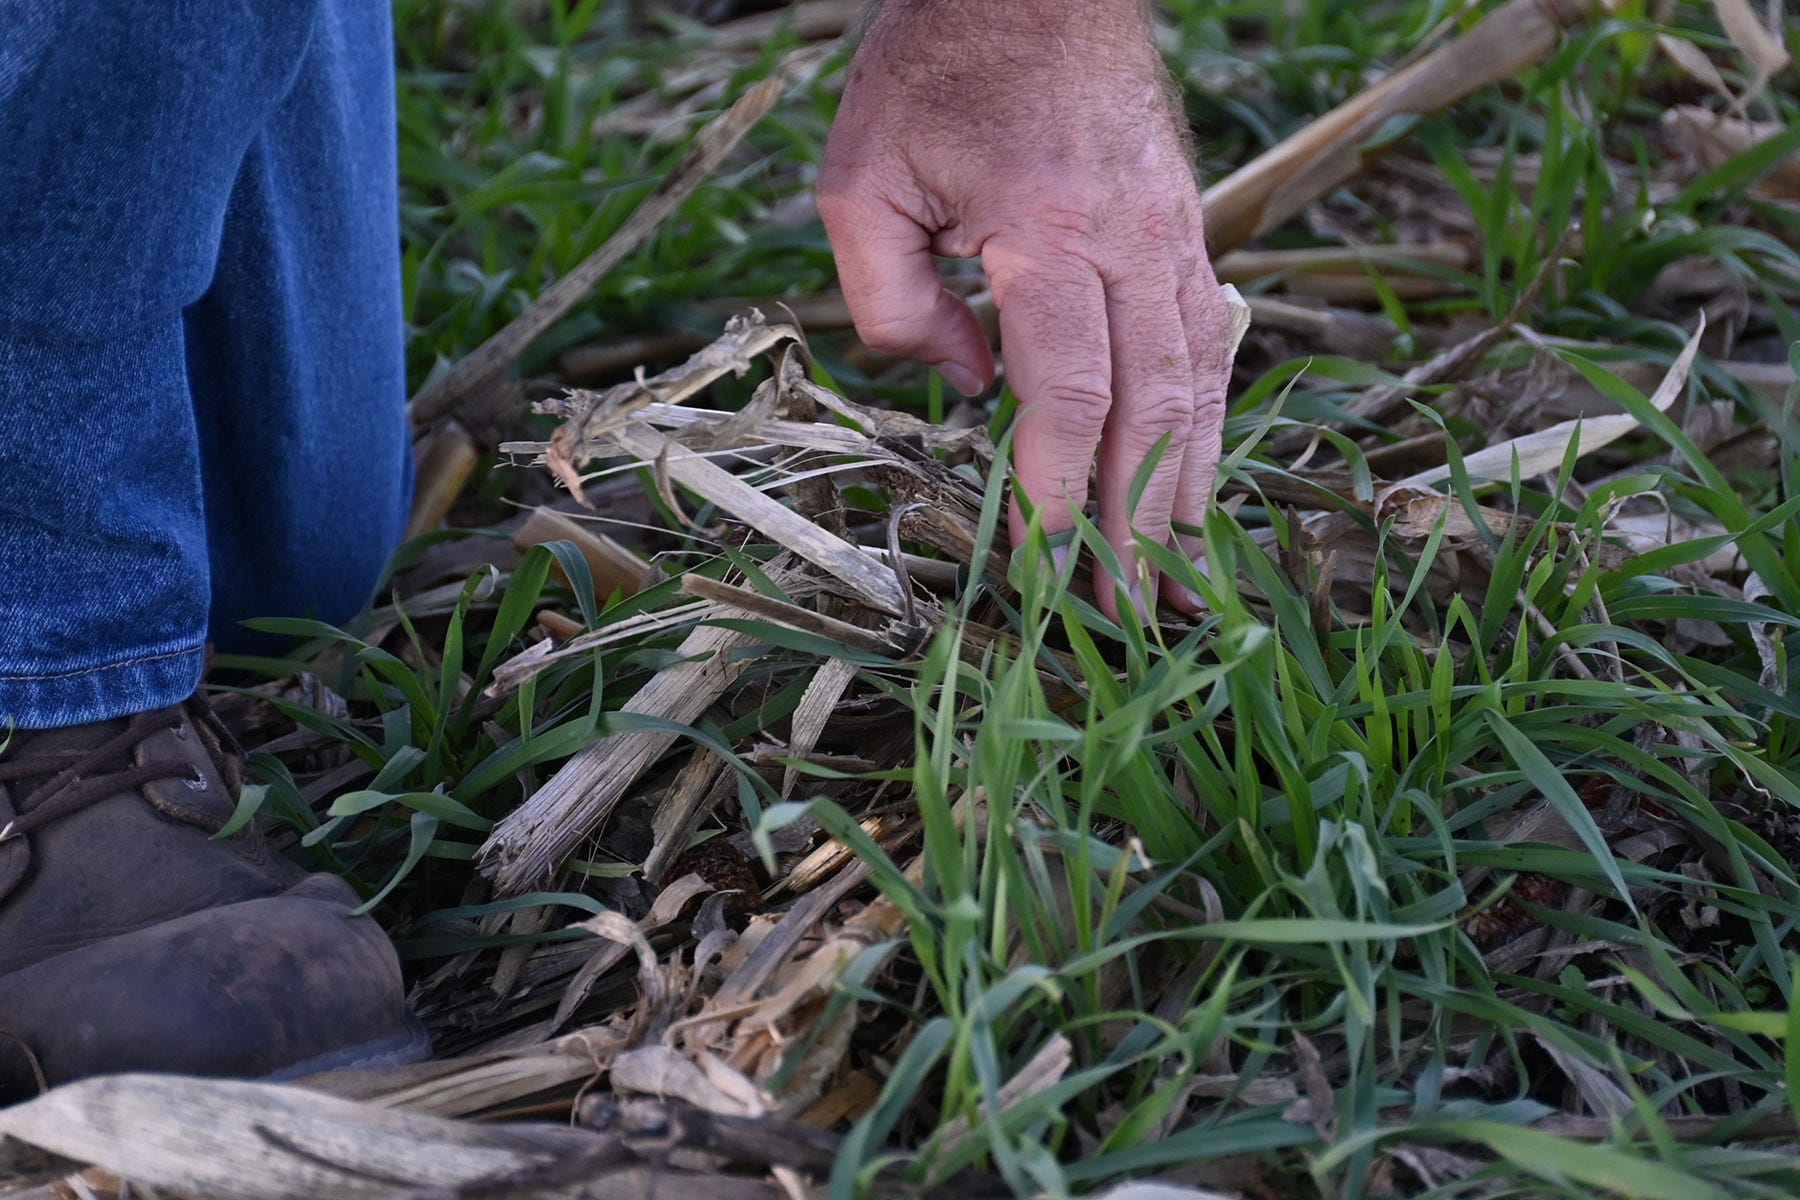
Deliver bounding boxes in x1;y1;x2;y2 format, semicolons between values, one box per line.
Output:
0;698;242;844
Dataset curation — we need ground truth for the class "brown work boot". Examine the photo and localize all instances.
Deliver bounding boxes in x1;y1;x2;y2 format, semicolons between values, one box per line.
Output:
0;698;430;1103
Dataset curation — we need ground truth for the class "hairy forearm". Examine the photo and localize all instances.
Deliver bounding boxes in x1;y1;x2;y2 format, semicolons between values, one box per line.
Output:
863;0;1157;47
853;0;1176;143
870;0;1152;17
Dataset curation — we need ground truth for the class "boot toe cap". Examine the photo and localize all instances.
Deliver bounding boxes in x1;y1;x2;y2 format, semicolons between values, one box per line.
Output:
0;879;428;1103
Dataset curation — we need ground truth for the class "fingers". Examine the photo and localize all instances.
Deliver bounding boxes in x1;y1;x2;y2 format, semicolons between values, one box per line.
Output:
990;236;1229;625
1095;262;1194;621
1164;260;1234;613
816;139;1233;624
816;186;995;395
988;259;1112;564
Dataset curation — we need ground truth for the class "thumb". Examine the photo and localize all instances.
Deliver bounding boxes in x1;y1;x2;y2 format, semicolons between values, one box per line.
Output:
817;186;995;395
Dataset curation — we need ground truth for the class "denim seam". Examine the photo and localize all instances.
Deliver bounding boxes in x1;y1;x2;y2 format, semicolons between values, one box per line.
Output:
0;644;203;683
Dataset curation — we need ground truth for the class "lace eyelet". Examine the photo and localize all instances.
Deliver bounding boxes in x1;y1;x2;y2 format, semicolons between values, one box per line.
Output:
185;770;209;793
171;723;189;742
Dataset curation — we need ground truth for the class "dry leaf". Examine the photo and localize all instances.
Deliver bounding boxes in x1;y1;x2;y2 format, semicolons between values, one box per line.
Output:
1535;1034;1635;1117
1710;0;1790;96
610;1046;765;1117
936;1035;1074;1156
1392;316;1704;491
482;622;762;896
0;1074;596;1200
1607;509;1739;575
1663;107;1800;202
1657;32;1733;98
1745;570;1782;693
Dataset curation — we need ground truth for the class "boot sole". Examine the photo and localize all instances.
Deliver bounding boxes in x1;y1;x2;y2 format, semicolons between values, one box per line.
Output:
264;1010;434;1082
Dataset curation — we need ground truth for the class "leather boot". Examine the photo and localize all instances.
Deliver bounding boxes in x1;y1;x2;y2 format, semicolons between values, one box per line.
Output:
0;698;430;1103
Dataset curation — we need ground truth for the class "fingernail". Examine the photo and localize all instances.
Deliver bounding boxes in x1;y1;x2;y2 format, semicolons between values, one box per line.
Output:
936;363;984;397
1130;581;1155;626
1178;554;1210;611
1049;544;1072;581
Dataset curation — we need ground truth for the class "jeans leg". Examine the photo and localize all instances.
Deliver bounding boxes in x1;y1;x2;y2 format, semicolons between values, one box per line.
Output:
187;0;412;652
0;1;326;728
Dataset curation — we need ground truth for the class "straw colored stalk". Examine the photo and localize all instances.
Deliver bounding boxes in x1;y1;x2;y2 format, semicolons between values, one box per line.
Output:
403;420;480;539
1297;318;1706;615
479;620;762;897
1200;0;1616;253
0;1073;779;1200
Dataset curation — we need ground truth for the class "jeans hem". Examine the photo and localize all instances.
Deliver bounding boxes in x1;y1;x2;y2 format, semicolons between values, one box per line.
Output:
0;641;206;730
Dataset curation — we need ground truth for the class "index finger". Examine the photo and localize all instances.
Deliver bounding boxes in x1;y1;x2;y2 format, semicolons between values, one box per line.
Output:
817;185;995;392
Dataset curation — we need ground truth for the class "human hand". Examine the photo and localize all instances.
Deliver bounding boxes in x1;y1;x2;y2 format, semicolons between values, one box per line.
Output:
817;0;1234;620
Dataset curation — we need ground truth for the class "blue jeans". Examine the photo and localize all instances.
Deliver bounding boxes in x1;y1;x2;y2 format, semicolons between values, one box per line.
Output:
0;0;412;728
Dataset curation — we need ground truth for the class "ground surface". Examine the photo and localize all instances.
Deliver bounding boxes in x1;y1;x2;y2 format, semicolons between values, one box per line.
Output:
70;2;1800;1198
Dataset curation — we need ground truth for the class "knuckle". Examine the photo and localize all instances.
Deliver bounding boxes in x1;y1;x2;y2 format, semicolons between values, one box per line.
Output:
817;163;918;231
1127;390;1196;434
1181;266;1226;304
1194;339;1234;383
990;191;1112;256
988;259;1093;310
1193;386;1228;419
814;184;853;222
1016;181;1112;229
1181;284;1239;380
1026;201;1095;241
1185;280;1231;326
816;184;889;238
1034;377;1113;423
856;313;928;356
1121;202;1185;250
